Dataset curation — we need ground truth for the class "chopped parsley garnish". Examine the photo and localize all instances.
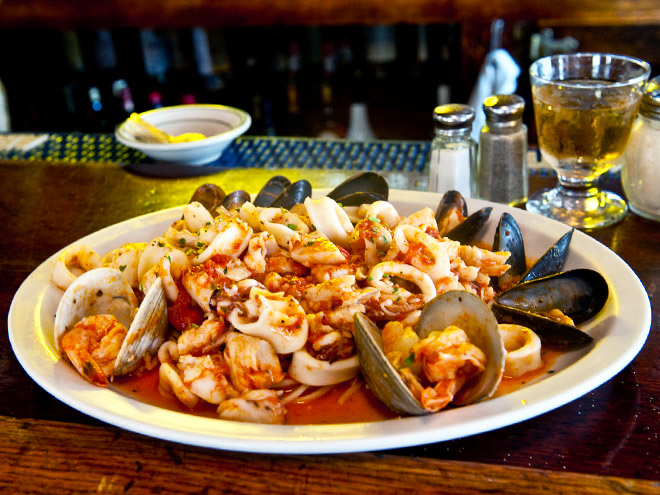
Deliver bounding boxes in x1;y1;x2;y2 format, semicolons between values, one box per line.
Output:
287;224;297;231
118;265;126;272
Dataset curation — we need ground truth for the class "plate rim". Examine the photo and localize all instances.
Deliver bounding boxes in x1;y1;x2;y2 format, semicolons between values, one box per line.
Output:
8;190;652;454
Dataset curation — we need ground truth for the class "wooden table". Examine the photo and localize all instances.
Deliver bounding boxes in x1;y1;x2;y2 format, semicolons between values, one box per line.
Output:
1;157;659;494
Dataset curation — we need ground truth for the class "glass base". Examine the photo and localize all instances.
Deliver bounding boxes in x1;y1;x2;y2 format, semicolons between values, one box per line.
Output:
526;186;628;229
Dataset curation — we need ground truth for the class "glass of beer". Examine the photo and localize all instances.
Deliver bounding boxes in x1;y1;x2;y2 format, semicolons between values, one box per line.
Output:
527;53;650;228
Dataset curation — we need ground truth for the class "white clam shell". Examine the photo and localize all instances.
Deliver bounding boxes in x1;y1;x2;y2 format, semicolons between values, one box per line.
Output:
114;278;168;375
416;290;506;405
54;268;138;353
53;267;168;376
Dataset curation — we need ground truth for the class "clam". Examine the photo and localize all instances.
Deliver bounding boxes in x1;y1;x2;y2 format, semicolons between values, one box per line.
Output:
492;269;608;348
54;267;168;376
354;291;505;415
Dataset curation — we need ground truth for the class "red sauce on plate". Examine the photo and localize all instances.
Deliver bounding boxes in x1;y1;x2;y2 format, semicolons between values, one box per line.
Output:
112;348;561;424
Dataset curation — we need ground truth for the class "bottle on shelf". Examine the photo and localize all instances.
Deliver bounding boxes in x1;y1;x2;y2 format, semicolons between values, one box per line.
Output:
345;65;376;141
139;29;170;110
191;27;231;105
316;41;345;139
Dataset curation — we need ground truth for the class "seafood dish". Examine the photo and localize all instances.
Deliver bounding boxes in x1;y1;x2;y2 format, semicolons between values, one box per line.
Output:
49;173;609;425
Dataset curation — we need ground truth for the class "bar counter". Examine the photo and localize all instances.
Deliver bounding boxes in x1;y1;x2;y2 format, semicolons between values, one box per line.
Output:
1;137;659;494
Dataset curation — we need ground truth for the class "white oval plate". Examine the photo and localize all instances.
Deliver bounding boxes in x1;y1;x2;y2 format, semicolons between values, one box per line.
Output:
8;190;651;454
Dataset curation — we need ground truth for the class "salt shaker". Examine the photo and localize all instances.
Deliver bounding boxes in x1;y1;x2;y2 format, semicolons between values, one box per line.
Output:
474;94;528;203
428;104;476;197
622;76;660;221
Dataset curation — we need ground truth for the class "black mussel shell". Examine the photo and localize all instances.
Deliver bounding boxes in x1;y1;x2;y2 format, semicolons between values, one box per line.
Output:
495;269;609;325
332;190;387;207
435;190;468;226
253;175;291;207
189;183;226;216
271;179;312;209
444;207;493;244
326;172;389;204
221;190;251;211
493;213;526;290
519;229;574;284
491;303;593;348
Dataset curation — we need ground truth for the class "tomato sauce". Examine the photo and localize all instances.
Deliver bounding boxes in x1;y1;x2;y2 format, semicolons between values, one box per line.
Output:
113;349;560;425
493;347;562;397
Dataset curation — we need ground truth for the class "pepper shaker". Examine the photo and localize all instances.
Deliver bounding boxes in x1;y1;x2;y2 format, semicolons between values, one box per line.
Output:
428;104;476;198
474;94;528;203
622;76;660;222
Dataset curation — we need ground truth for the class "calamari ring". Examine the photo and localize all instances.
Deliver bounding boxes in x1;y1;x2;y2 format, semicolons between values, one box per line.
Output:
51;245;102;290
288;349;360;386
368;261;437;302
498;324;543;377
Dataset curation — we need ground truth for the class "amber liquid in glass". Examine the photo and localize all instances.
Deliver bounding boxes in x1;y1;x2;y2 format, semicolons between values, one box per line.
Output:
533;80;640;182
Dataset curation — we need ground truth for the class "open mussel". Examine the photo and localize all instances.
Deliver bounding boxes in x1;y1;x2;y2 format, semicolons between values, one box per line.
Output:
492;212;526;290
354;291;505;415
492;269;608;348
54;267;168;382
435;190;468;226
326;171;388;206
434;190;492;244
444;207;492;244
492;210;573;289
519;229;574;284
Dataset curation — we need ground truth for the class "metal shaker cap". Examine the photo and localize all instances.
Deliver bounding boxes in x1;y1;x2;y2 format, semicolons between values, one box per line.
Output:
640;76;660;120
483;94;525;122
433;104;475;131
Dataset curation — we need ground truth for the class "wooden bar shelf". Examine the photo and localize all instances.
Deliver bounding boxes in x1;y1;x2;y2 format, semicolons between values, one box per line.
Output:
1;0;660;30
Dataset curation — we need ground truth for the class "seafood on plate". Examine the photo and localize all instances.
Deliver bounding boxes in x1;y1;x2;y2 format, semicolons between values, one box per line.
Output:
49;178;609;423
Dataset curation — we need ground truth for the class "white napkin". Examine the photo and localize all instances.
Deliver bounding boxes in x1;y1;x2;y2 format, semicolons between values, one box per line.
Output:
468;48;521;142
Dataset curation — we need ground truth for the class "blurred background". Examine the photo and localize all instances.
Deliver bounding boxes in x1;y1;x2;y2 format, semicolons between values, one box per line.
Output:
0;0;659;145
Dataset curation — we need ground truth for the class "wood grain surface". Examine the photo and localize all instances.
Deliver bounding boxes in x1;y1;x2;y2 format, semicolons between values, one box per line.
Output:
2;417;659;494
1;158;659;493
0;0;659;28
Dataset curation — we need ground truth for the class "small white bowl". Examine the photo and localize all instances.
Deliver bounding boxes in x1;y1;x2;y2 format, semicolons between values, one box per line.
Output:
115;104;251;166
